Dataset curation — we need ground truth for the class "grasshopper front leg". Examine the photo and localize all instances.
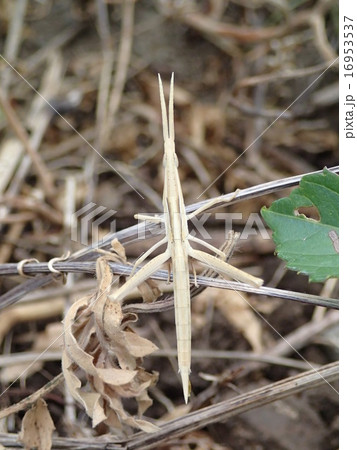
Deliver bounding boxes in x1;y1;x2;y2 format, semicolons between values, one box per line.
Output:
129;237;168;276
111;250;170;303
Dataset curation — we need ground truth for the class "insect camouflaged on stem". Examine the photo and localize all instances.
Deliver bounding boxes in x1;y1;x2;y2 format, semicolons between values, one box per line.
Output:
110;74;263;403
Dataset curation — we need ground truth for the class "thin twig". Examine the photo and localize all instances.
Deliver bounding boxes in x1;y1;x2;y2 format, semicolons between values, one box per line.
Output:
226;310;339;382
105;0;135;144
0;373;63;420
0;261;338;310
0;195;63;224
0;89;57;202
153;348;318;371
126;362;338;450
89;0;114;202
0;212;35;224
0;351;62;367
1;0;28;93
181;11;287;43
237;61;337;88
0;362;337;448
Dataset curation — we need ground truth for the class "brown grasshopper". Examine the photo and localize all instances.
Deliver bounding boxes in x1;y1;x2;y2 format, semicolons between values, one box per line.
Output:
111;74;263;403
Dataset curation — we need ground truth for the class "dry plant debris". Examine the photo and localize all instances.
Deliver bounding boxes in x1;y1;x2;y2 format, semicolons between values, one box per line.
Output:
196;288;264;353
62;248;159;433
18;398;55;450
0;0;338;448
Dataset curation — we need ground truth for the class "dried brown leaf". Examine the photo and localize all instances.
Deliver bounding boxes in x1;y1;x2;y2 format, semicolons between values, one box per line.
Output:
123;331;158;358
110;238;127;261
62;255;159;433
62;352;107;425
18;399;55;450
63;296;98;376
96;368;137;385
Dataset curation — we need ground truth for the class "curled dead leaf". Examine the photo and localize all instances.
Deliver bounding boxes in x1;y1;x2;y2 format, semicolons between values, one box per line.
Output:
110;238;127;261
18;398;55;450
62;254;159;433
123;331;158;358
137;278;162;303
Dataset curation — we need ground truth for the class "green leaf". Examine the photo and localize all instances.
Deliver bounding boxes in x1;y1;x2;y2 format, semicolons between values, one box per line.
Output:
261;169;339;282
